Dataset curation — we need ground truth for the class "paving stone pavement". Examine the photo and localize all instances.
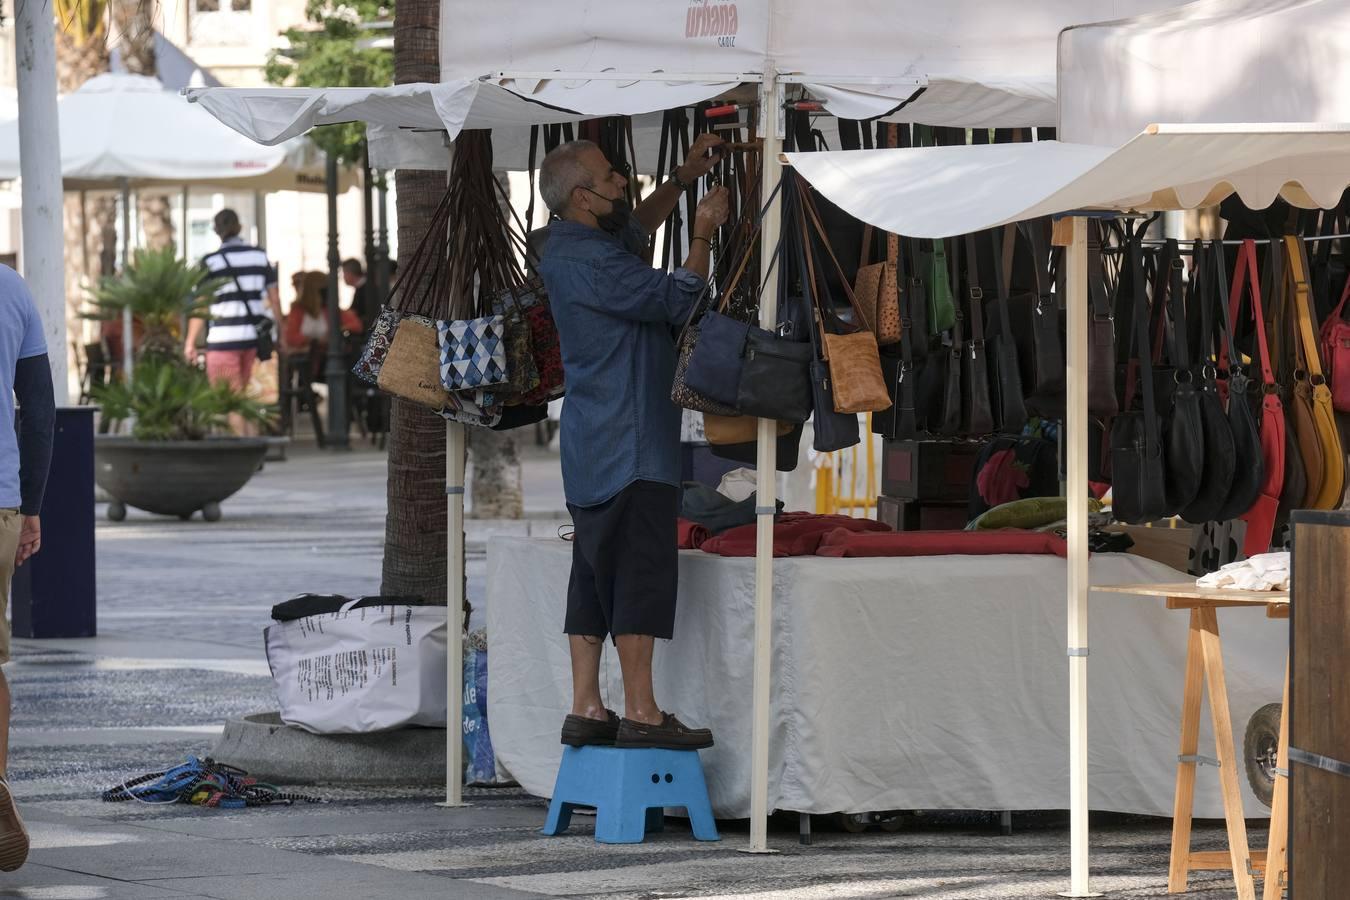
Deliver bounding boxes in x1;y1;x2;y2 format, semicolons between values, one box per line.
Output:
0;443;1268;899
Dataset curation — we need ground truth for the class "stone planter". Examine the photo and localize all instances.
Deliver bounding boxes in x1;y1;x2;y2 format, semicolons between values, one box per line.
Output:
94;436;268;521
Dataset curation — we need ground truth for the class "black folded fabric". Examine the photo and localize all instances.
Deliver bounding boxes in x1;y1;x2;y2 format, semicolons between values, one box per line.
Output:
679;482;783;535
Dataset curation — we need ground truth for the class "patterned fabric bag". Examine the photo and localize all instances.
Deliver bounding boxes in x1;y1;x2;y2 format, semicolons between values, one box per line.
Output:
491;276;564;405
438;315;510;391
352;307;401;386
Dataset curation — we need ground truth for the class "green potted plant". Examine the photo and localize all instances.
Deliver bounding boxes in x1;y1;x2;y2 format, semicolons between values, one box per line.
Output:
87;250;274;522
83;246;223;361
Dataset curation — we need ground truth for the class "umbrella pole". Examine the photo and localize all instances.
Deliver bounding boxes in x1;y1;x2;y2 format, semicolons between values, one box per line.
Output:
120;180;133;381
1060;216;1097;897
323;156;349;450
746;66;783;855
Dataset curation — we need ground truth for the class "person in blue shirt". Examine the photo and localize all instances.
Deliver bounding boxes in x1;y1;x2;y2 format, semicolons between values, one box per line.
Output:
539;134;728;751
0;266;55;872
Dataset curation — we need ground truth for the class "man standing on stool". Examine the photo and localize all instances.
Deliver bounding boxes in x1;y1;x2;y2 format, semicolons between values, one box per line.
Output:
538;134;727;751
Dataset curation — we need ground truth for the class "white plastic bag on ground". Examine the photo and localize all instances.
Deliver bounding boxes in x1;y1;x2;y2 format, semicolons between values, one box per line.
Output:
265;599;448;734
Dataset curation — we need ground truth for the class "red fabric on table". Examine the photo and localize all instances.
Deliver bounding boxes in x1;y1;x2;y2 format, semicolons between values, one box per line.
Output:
700;513;892;558
677;518;711;550
815;528;1069;559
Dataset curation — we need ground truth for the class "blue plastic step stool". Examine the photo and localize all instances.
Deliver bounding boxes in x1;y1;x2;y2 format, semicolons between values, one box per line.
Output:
542;746;720;844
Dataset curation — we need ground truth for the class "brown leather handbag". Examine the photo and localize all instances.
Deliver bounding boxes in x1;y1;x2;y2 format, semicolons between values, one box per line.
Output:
851;124;902;347
703;413;792;445
802;187;892;415
855;227;902;346
1286;235;1345;509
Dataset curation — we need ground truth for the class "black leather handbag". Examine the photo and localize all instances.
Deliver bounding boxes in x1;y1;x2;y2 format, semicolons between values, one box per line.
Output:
961;234;996;435
985;228;1029;434
1155;241;1205;516
1212;238;1266;522
1086;223;1119;418
1179;242;1238;524
1110;239;1169;524
1014;220;1066;418
791;197;859;453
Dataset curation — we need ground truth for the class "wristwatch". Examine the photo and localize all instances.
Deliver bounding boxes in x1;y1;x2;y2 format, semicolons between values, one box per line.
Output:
670;167;694;192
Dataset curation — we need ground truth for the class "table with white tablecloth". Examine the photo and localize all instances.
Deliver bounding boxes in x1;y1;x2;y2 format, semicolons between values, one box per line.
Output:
485;536;1285;819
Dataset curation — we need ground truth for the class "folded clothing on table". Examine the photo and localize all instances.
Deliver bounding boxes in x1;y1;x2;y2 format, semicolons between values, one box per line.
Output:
699;513;892;558
815;528;1069;559
1195;551;1289;592
677;519;712;550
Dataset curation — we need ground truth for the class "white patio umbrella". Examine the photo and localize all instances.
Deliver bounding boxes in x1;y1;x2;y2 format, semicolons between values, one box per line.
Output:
0;73;356;376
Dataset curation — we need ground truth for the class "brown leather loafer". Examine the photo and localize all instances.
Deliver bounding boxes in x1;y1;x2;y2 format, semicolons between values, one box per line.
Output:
560;710;621;747
615;713;714;750
0;778;29;872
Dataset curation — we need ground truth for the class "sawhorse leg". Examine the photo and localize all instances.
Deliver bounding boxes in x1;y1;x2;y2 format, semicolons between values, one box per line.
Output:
1261;659;1290;900
1168;605;1257;900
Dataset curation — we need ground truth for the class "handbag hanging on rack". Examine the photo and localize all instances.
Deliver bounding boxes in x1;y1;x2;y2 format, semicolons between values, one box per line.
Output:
985;228;1029;434
1178;242;1237;525
1285;234;1345;509
1228;239;1285;555
1261;242;1308;530
1014;220;1066;418
961;233;996;436
851;125;903;346
1318;270;1350;412
1212;238;1266;522
790;185;859;453
1086;222;1119;418
1110;238;1169;524
800;181;891;416
1154;241;1205;516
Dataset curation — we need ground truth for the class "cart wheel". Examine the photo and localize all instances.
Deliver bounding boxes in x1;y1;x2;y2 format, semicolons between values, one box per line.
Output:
878;814;906;833
201;502;222;523
107;501;127;522
837;813;869;833
1244;702;1282;809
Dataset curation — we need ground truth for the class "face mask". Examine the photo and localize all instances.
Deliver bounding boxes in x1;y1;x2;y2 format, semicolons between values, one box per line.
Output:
585;188;632;235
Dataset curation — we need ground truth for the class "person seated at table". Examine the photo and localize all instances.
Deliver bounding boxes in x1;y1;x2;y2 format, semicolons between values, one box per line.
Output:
536;133;728;751
284;271;361;354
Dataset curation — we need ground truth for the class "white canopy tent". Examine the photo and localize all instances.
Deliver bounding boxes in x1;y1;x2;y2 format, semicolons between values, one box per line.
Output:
783;1;1350;895
185;0;1202;879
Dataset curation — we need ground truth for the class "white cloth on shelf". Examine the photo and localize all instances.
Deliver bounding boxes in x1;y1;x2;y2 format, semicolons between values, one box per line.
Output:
1196;551;1290;592
716;468;758;502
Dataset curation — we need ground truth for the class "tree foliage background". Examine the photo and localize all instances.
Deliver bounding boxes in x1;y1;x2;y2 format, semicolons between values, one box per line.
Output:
264;0;394;164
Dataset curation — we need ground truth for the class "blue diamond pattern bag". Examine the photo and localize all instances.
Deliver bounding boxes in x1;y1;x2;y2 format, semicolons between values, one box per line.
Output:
438;315;510;391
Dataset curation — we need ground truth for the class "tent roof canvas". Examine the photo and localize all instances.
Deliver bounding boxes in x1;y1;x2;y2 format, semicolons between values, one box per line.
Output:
788;0;1350;237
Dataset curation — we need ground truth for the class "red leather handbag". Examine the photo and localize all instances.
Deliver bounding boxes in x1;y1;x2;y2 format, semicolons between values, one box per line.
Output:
1318;273;1350;412
1232;240;1285;556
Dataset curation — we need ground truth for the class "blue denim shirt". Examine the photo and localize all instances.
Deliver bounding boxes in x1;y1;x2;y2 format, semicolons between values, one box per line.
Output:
539;220;705;508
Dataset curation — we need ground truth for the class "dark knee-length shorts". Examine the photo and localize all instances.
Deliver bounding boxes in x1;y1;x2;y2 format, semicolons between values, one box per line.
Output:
565;480;678;640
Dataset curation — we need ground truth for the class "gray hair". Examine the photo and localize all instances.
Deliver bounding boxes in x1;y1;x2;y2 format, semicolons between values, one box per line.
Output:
539;140;599;215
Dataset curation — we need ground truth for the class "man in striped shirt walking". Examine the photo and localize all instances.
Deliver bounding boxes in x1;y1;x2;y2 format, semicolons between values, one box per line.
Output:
183;209;283;434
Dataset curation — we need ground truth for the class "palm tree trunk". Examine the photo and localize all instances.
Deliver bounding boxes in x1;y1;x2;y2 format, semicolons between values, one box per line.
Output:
382;0;450;606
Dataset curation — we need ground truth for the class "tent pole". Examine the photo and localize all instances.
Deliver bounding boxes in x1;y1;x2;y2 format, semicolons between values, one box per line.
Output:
1061;216;1097;897
441;418;467;807
440;141;467;810
120;179;133;381
746;64;783;855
